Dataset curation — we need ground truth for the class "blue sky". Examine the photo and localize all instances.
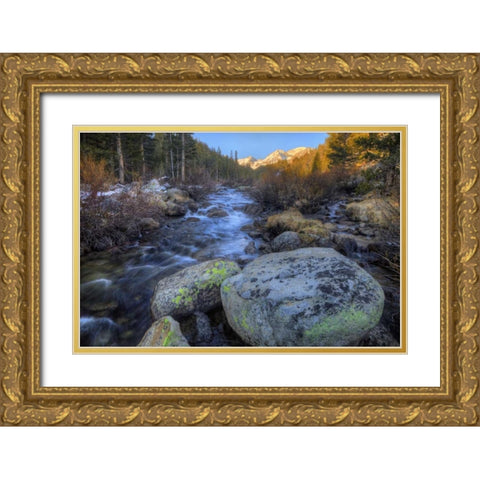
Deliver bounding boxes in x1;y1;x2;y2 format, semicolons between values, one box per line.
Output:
193;132;328;159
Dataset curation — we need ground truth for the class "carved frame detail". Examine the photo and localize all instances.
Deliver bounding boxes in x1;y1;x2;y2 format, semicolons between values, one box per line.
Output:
0;53;478;425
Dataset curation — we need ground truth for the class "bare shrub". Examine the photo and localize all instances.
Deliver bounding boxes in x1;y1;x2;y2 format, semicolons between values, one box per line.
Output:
80;191;165;254
181;181;216;202
252;166;353;212
371;202;401;281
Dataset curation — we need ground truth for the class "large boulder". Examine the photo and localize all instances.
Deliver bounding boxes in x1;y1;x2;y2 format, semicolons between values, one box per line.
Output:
221;248;384;346
345;198;399;227
164;188;197;214
144;192;192;216
138;316;189;347
151;259;241;321
165;188;191;204
164;200;187;216
145;194;168;210
271;231;302;252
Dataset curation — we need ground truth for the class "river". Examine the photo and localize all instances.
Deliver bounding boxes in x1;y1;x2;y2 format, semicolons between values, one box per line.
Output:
80;187;260;346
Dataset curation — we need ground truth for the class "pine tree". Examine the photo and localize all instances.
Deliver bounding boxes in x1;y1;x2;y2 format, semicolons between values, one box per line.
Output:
354;132;400;189
325;133;352;166
181;133;186;182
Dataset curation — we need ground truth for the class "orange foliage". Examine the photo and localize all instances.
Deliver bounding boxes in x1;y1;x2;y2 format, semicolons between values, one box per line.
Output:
254;162;352;212
80;155;114;198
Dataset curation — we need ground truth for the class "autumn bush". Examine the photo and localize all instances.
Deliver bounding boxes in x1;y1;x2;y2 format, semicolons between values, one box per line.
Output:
252;166;353;212
80;155;114;198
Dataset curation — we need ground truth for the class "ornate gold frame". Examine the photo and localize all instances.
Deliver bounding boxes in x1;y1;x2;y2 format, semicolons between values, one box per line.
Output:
0;53;478;426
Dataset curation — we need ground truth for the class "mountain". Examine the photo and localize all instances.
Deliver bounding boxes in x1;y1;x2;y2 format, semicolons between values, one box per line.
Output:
237;155;257;167
237;147;314;170
261;149;289;166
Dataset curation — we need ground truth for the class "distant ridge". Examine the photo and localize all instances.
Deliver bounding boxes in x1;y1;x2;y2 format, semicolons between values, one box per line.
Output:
237;147;314;169
237;155;257;167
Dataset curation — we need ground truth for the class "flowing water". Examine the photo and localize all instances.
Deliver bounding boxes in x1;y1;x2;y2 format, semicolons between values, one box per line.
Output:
80;187;260;346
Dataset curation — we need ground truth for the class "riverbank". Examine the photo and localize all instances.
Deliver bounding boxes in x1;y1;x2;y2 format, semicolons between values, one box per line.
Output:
80;179;216;255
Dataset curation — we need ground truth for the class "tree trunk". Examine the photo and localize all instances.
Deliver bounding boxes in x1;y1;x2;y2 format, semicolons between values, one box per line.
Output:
181;133;186;183
140;139;146;180
176;148;180;179
116;133;125;183
169;134;175;179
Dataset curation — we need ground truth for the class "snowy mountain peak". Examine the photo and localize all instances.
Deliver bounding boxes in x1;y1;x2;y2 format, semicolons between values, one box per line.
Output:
262;149;289;165
237;155;257;167
286;146;309;156
238;146;315;170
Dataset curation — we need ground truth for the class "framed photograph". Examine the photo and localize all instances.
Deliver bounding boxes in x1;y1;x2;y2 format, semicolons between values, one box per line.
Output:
75;125;406;353
0;53;478;425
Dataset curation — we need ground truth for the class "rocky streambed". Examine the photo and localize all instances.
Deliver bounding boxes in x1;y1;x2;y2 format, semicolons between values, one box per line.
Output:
80;184;400;348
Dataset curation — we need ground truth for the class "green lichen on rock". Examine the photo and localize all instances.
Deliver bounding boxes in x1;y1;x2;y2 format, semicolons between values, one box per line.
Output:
151;259;241;321
173;287;194;307
196;263;233;291
162;330;173;346
304;305;381;345
137;316;189;347
231;310;254;336
240;316;253;334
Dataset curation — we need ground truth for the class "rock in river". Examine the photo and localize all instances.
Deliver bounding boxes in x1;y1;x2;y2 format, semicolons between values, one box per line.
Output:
165;188;191;204
345;197;398;227
162;188;197;215
151;259;241;321
220;248;384;346
138;316;189;347
206;207;229;218
244;240;257;254
271;231;302;252
164;200;188;216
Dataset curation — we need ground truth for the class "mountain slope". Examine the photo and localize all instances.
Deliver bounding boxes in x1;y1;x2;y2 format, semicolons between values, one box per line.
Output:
238;147;315;170
237;155;257;167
